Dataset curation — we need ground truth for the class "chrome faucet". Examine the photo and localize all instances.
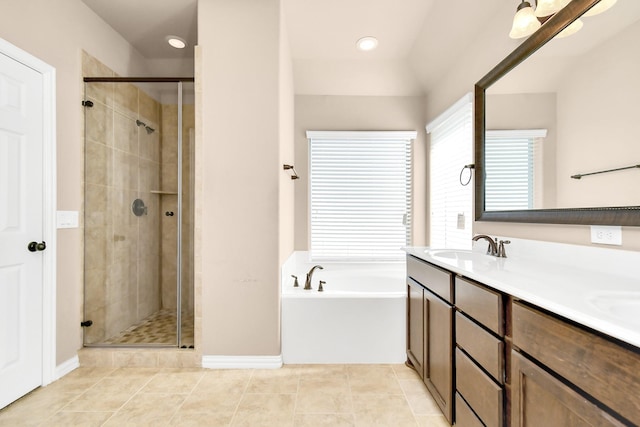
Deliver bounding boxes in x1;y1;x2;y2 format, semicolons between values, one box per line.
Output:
472;234;499;256
304;265;324;290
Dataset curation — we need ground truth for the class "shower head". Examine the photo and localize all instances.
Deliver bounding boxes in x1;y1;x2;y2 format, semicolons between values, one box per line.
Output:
136;119;146;127
145;126;155;134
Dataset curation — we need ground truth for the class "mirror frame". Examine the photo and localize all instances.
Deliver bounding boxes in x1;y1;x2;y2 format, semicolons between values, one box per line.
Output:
474;0;640;225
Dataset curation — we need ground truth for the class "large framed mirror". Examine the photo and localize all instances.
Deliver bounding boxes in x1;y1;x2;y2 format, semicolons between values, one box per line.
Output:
475;0;640;225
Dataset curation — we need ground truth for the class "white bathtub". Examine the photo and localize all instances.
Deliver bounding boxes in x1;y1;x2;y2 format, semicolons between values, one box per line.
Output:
281;252;406;364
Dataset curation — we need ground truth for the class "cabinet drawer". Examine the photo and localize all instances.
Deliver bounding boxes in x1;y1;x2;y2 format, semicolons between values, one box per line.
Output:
456;348;503;427
456;311;504;384
455;277;503;336
455;393;484;427
407;255;453;303
512;302;640;425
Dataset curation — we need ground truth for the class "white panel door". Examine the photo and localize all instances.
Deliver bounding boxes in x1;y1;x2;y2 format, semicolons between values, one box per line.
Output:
0;51;44;409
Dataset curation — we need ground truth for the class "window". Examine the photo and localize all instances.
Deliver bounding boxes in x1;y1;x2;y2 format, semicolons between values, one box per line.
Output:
307;131;415;262
426;94;473;250
485;129;547;211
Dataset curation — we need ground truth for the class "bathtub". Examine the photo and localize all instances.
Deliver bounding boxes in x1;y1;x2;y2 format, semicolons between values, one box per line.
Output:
281;252;406;364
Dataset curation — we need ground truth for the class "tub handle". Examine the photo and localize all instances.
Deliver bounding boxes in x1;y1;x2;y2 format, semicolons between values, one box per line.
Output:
291;275;299;287
318;280;325;292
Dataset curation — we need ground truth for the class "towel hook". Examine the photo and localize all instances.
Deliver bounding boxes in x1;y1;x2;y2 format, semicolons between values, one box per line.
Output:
283;164;299;180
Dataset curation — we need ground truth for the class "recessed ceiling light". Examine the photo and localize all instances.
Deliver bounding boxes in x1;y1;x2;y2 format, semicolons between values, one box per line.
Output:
356;36;378;52
166;35;187;49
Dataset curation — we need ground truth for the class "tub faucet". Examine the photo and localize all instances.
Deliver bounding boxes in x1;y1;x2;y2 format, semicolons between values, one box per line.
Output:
304;265;324;290
472;234;498;256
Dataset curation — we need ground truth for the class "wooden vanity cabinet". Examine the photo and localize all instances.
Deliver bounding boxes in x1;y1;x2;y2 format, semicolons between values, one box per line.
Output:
511;301;640;426
406;255;454;423
407;278;424;378
455;277;506;427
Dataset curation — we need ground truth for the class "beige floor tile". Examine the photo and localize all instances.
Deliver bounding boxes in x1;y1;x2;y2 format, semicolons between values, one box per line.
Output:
39;411;114;427
295;364;349;379
102;393;185;426
63;390;132;412
393;363;421;380
298;377;350;394
231;393;296;427
0;390;77;424
168;411;234;426
414;414;451;426
351;394;416;420
405;391;443;416
195;370;251;394
245;370;300;394
106;367;160;378
349;374;403;395
294;413;356;426
141;369;204;394
179;391;243;413
295;391;353;414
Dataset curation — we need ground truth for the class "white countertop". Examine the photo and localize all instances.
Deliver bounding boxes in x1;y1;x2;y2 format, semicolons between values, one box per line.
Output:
404;238;640;349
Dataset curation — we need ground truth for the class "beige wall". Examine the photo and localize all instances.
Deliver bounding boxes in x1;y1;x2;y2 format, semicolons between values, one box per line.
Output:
0;0;154;364
294;95;428;250
198;0;293;356
555;19;640;209
424;9;640;251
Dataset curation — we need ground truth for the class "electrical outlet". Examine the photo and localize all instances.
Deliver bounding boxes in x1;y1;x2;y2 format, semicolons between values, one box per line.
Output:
590;225;622;245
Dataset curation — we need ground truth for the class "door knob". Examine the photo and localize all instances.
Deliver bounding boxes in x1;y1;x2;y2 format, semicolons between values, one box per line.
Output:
28;241;47;252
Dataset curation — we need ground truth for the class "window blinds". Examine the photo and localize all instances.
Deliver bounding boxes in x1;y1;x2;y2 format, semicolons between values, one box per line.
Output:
485;129;547;211
307;131;415;262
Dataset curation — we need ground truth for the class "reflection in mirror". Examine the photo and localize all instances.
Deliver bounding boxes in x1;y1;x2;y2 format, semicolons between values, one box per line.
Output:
482;0;640;216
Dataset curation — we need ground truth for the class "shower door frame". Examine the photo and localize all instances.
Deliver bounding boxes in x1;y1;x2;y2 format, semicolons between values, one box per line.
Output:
83;77;194;348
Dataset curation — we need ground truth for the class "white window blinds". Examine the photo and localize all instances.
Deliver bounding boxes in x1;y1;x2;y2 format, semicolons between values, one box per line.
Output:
307;131;415;262
426;94;473;250
485;129;547;211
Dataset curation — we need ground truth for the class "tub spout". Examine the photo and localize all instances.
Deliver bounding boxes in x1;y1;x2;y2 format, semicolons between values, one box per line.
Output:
304;265;324;290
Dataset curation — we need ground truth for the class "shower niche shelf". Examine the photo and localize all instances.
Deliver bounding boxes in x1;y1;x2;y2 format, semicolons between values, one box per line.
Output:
150;190;178;195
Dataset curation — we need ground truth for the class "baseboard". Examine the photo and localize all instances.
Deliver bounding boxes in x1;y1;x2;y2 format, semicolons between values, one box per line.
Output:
55;355;80;380
202;354;283;369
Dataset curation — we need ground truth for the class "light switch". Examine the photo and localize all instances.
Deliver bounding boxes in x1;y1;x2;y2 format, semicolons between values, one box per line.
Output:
57;211;79;229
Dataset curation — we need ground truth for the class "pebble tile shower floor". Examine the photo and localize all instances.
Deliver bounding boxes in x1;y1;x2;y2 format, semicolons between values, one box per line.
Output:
0;364;450;426
104;309;194;347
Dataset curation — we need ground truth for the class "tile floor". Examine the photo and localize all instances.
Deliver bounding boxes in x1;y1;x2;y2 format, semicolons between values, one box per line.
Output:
0;364;450;427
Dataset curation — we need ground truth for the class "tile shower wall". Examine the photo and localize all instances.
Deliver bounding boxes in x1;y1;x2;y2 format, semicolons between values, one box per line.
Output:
82;52;196;344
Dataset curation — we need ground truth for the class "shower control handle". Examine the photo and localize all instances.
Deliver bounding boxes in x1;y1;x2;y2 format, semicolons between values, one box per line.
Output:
165;211;174;216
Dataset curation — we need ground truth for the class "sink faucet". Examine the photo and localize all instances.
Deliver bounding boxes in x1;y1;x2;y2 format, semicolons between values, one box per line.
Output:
304;265;324;290
472;234;499;256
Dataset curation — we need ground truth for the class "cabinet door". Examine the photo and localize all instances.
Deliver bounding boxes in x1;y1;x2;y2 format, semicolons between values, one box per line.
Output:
424;288;453;423
511;351;626;427
407;279;424;378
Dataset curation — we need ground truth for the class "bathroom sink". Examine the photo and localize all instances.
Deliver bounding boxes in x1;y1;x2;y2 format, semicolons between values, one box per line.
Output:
587;292;640;327
426;249;493;263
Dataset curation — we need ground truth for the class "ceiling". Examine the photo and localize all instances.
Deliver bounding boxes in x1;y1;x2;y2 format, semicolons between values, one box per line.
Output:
80;0;506;94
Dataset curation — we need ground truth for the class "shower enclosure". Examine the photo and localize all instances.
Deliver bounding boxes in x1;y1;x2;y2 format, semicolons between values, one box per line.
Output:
83;77;195;347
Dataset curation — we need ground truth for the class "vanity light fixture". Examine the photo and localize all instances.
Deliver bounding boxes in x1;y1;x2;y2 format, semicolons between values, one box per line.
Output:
509;0;616;39
534;0;570;17
166;35;187;49
356;36;379;52
555;18;584;38
509;1;541;39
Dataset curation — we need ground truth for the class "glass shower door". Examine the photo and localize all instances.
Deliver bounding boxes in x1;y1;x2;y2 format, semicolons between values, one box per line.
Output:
82;78;194;347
